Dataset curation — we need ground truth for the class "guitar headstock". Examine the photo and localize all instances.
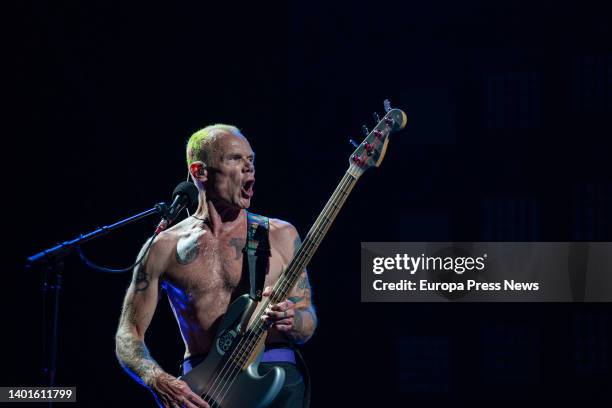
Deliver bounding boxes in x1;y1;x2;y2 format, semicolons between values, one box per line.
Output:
348;100;407;178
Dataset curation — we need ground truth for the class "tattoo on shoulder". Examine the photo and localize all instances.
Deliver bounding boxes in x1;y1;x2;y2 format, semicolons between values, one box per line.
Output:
176;234;200;265
229;238;246;260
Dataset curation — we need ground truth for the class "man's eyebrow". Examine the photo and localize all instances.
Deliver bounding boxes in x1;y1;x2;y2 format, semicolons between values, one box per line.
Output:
225;152;256;158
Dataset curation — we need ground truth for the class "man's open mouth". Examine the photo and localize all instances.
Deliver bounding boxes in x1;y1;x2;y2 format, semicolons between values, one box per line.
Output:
241;179;255;198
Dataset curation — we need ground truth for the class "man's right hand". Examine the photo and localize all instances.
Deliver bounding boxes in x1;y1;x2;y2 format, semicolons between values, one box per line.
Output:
150;372;210;408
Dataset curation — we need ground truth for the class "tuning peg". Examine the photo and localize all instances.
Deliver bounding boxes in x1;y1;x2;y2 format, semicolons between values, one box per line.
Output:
373;112;381;123
349;139;359;148
362;125;369;137
384;99;392;113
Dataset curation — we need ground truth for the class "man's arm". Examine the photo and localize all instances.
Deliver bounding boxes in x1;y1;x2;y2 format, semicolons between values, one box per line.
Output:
115;235;166;386
264;222;318;344
115;234;208;408
287;267;318;343
263;269;318;344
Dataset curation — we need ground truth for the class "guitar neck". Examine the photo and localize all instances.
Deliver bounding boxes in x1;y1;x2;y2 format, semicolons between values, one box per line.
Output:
230;103;406;369
250;168;360;327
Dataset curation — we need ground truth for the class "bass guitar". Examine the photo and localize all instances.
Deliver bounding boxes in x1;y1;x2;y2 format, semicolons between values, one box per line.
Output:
181;101;407;407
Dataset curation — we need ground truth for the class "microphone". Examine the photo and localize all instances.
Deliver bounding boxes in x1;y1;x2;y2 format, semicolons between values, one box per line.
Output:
155;181;199;234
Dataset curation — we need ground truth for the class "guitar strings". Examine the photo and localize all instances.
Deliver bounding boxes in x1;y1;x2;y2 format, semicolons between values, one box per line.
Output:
210;173;354;406
213;172;356;405
205;119;393;405
206;172;356;406
206;173;355;405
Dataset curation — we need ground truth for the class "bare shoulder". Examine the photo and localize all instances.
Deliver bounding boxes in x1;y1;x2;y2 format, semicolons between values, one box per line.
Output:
159;216;195;243
269;218;299;239
141;217;193;271
268;218;300;261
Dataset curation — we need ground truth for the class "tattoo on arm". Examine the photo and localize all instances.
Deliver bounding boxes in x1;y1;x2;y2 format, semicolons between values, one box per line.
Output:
284;308;317;344
229;238;246;260
290;233;311;301
134;268;149;292
293;309;303;332
116;300;162;387
297;275;309;290
132;237;156;292
115;331;163;387
288;272;311;304
293;235;302;257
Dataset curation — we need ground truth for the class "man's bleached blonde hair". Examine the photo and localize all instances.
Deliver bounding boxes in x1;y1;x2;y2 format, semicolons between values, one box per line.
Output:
186;124;241;168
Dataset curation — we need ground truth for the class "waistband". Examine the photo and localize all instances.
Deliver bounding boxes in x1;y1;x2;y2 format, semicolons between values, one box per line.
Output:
183;346;296;375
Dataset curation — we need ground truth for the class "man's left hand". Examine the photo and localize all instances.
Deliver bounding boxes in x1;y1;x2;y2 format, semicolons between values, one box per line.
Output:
261;286;296;332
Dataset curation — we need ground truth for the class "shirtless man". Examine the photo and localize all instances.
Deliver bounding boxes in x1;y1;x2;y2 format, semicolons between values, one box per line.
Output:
115;124;317;408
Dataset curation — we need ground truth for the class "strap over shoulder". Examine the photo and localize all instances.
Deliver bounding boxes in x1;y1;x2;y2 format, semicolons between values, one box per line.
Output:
245;211;271;301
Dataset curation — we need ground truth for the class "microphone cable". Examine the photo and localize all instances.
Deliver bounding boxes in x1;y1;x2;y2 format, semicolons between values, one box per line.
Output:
76;231;158;273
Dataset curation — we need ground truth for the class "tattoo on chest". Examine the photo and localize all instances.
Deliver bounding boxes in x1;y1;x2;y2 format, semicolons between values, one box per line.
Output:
229;238;246;260
176;234;201;265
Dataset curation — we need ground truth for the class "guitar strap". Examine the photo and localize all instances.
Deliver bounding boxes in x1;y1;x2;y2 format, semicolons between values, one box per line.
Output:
245;211;270;301
246;212;311;408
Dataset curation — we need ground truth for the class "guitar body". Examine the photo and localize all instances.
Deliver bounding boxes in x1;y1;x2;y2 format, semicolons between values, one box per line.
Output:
180;294;286;408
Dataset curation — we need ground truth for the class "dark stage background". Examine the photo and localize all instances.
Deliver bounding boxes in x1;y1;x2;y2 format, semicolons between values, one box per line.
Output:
8;1;612;407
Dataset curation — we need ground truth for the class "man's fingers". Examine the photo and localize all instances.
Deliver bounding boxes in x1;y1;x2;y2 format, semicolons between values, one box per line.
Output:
274;318;293;326
181;380;209;408
185;389;209;408
264;308;295;320
274;323;292;332
262;286;273;297
179;396;199;408
270;300;295;311
158;393;173;408
167;392;181;408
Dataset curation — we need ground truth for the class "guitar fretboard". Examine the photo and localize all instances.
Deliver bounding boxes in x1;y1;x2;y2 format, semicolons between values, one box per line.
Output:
269;171;358;305
230;169;359;365
227;105;406;367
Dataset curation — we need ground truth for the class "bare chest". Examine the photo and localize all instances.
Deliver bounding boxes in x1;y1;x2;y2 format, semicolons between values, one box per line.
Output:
163;224;289;314
164;230;249;298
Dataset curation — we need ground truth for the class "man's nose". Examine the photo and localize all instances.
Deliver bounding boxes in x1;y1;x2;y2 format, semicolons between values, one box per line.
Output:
242;160;254;173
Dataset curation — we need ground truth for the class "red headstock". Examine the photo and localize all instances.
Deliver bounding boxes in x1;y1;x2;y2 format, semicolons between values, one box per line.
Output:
348;100;407;178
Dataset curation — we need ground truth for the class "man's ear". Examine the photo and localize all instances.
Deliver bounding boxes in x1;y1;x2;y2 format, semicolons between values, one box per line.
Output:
189;161;207;182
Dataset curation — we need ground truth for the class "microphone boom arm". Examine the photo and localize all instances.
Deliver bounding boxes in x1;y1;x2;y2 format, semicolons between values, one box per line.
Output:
26;203;167;267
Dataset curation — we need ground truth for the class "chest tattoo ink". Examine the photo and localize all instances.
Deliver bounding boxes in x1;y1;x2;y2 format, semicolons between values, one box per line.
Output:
176;234;201;265
229;237;246;260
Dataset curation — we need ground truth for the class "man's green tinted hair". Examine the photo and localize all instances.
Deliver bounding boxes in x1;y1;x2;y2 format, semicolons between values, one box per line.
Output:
186;124;241;168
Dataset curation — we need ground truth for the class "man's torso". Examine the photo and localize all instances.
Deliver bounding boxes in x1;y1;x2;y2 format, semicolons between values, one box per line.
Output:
160;213;292;358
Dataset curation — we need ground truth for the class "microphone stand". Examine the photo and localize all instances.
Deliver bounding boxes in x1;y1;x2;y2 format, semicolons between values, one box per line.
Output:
26;203;168;396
